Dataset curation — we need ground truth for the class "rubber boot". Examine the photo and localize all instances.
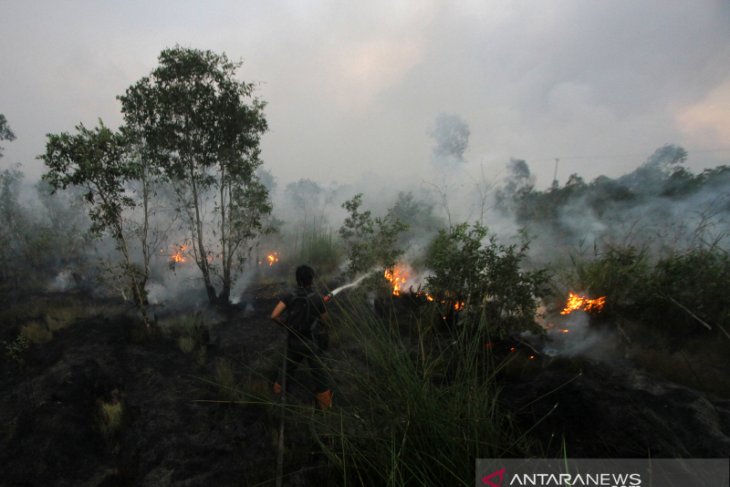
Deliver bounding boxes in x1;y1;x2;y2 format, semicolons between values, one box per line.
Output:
273;381;282;396
315;389;333;410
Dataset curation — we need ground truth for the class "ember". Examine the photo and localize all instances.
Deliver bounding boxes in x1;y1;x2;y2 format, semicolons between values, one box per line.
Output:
560;291;606;315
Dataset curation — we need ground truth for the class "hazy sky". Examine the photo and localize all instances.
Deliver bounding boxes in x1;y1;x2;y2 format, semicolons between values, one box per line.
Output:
2;0;729;189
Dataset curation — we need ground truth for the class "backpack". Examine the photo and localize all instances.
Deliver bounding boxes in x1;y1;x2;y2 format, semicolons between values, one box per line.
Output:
286;289;328;350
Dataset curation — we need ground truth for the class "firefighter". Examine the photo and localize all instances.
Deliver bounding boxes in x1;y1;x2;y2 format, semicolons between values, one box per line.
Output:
271;265;333;409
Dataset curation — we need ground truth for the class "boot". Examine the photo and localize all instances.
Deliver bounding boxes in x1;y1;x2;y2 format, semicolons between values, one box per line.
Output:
315;389;333;410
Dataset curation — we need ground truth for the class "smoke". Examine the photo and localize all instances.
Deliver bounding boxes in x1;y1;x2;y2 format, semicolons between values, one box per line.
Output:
494;145;730;267
535;312;622;362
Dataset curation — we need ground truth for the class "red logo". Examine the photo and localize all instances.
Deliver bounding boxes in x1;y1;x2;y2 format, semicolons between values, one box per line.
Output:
482;467;506;487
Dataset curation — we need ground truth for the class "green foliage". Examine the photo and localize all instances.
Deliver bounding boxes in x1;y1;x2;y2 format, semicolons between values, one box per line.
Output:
644;248;730;335
0;167;90;289
0;113;15;157
3;334;30;365
568;245;651;313
164;312;209;362
389;191;443;246
120;46;270;304
565;245;729;338
20;322;53;344
0;166;29;286
42;122;133;237
297;228;342;277
339;193;408;276
98;399;124;440
42;122;154;325
307;298;528;485
426;223;547;336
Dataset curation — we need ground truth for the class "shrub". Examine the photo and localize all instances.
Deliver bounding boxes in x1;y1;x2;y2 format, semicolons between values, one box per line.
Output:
566;245;651;315
426;223;548;336
98;398;124;440
20;322;53;344
644;248;730;337
4;334;30;365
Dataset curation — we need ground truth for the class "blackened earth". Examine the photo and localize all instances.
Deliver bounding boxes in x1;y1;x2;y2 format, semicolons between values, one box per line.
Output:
1;289;729;486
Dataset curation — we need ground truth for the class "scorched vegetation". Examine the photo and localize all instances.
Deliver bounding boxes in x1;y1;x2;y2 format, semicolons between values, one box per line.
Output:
1;48;730;486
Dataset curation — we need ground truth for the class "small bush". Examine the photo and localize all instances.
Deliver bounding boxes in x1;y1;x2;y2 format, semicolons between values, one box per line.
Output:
644;248;730;337
426;223;548;336
566;245;650;315
98;399;124;439
4;334;30;365
20;322;53;344
178;336;196;354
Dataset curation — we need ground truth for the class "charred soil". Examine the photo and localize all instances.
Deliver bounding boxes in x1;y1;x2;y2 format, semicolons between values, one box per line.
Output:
1;289;729;486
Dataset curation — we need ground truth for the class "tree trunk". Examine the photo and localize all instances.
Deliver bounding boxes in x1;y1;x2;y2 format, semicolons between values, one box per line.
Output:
190;166;216;304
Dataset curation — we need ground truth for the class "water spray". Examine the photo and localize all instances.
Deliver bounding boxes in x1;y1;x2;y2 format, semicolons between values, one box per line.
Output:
323;273;372;302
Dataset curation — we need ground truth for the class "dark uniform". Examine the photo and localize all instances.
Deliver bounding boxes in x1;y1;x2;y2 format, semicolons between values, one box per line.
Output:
274;286;332;408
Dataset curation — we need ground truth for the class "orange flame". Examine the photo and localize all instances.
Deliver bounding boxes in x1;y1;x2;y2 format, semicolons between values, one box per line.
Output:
453;301;465;311
560;292;606;315
384;265;408;296
266;252;279;266
170;244;188;264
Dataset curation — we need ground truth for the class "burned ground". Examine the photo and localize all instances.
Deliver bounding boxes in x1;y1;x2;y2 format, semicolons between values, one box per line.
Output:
1;289;729;486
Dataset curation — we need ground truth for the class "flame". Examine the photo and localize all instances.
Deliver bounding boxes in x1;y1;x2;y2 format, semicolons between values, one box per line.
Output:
384;265;408;296
560;328;570;334
170;244;188;264
258;251;279;266
415;290;435;302
560;291;606;315
453;301;465;311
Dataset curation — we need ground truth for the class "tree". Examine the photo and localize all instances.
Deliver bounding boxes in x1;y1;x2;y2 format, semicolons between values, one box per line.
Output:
426;223;547;336
429;113;470;164
119;47;270;304
42;122;157;325
339;193;407;276
0;114;16;158
390;191;443;247
0;166;26;286
285;178;328;231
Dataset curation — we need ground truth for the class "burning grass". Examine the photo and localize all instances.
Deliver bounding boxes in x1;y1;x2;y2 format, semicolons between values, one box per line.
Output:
560;292;606;315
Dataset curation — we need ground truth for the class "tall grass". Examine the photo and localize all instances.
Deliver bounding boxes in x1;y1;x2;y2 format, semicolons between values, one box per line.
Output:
293;227;342;278
299;297;530;486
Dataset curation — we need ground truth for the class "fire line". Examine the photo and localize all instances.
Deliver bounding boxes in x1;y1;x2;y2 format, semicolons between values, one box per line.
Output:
560;291;606;315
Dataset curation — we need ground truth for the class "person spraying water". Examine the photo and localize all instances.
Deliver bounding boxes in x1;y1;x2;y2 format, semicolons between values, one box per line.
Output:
270;265;333;410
